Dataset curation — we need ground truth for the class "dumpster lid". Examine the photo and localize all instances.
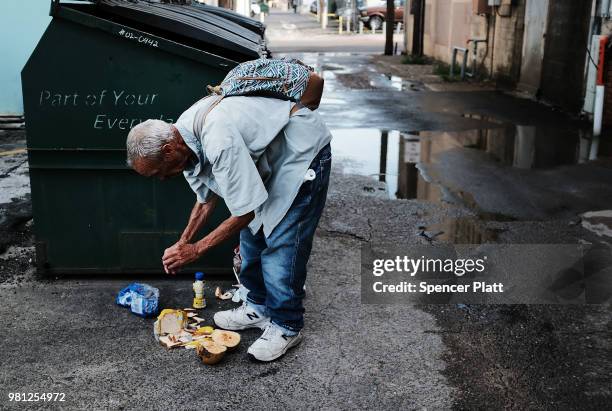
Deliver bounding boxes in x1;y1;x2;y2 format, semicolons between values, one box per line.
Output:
192;3;265;37
60;0;265;61
135;1;263;43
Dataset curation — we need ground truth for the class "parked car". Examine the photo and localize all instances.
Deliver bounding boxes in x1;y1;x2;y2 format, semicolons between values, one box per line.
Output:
359;0;404;31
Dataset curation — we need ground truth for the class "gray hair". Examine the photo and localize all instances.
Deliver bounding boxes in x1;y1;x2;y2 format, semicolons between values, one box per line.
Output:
126;119;175;167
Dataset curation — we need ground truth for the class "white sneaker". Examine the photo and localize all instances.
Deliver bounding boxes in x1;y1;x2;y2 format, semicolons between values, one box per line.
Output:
247;324;303;362
213;303;270;331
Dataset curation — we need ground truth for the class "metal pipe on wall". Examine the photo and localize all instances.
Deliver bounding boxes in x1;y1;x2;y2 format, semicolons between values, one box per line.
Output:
594;35;608;137
591;35;608;160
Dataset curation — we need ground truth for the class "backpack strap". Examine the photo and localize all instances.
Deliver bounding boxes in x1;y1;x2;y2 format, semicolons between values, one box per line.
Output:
193;95;224;140
204;95;224;119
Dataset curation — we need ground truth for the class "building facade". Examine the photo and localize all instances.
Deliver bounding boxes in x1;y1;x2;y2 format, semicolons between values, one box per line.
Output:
404;0;595;114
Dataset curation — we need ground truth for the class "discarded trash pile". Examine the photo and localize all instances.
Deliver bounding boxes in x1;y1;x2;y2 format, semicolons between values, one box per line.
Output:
116;281;247;365
154;278;245;365
154;308;241;365
117;259;248;366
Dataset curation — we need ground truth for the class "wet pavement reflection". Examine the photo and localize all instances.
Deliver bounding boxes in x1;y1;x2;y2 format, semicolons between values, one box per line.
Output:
330;124;608;244
330;124;602;204
418;218;502;244
289;51;612;244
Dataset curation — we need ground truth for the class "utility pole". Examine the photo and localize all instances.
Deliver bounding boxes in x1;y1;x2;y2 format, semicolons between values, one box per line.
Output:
384;0;395;55
352;0;358;33
411;0;424;56
321;0;328;29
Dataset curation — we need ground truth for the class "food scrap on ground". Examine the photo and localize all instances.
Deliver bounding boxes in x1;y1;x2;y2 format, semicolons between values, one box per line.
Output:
159;330;193;349
211;329;240;350
196;331;240;364
153;308;241;365
197;340;227;364
215;286;235;300
193;325;214;335
154;309;188;335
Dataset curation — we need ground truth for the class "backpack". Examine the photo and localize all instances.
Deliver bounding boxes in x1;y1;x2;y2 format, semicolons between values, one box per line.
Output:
207;58;323;109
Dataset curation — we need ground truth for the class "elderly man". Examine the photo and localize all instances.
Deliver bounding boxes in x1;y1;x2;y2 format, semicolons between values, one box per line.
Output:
126;95;331;361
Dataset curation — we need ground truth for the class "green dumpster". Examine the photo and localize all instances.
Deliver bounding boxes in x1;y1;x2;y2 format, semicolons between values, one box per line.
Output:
21;0;266;275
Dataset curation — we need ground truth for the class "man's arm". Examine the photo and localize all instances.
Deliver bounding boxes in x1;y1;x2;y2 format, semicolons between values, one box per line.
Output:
195;211;253;256
162;211;254;273
179;196;218;244
162;196;217;274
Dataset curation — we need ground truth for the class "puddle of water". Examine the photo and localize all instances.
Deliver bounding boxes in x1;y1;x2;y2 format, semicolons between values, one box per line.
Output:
417;127;594;169
419;218;501;244
328;72;422;91
460;114;596;166
581;210;612;238
330;128;401;195
383;74;422;91
330;124;600;203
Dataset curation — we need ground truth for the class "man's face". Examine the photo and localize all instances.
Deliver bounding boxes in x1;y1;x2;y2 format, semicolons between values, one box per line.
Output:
132;143;190;181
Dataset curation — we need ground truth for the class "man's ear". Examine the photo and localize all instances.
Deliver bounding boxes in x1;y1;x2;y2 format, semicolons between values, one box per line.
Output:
161;143;173;160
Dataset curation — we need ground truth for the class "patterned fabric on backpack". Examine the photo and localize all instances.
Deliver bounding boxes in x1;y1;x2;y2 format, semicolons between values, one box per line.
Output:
208;58;313;102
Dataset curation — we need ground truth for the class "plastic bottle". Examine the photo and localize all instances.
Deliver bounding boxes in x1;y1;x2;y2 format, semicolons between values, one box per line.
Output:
193;272;206;309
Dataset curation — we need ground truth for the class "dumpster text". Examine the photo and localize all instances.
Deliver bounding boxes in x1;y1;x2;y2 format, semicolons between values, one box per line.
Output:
117;29;159;48
38;89;174;130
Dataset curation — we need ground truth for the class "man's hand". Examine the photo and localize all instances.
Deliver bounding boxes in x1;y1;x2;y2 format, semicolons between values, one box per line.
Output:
162;242;201;274
161;211;253;275
162;198;218;274
162;240;186;274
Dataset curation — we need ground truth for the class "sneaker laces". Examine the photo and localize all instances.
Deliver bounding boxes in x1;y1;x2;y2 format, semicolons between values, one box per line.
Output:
259;324;281;341
229;303;248;316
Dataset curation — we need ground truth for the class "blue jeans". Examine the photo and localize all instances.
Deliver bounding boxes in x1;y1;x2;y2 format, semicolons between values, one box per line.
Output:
239;144;331;334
